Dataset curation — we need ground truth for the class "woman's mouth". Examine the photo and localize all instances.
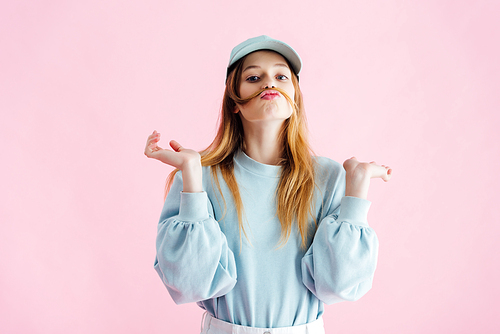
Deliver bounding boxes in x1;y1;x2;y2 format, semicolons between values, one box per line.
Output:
260;90;281;100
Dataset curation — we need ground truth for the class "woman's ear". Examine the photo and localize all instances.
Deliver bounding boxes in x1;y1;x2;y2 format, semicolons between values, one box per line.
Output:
233;105;239;114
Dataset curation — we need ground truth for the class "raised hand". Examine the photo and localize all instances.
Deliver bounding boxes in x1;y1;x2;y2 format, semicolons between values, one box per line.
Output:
144;131;201;169
343;157;392;199
144;130;202;192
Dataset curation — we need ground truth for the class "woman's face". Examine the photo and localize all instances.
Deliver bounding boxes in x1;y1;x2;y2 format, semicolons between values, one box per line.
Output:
236;50;295;125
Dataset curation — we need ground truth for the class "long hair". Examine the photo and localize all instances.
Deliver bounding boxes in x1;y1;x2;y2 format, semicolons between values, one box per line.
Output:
166;54;316;248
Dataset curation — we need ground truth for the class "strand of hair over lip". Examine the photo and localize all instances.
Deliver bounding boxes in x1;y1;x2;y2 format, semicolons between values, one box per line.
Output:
233;87;297;109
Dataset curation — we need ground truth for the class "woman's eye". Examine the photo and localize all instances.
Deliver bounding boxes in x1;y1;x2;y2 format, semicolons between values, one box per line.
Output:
276;75;288;80
246;76;259;82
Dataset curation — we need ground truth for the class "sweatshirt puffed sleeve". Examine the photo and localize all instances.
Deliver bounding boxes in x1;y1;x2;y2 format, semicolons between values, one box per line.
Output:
154;172;237;304
301;165;379;304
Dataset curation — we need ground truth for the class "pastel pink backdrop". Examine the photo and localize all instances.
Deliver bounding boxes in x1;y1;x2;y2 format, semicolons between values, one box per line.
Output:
1;1;499;333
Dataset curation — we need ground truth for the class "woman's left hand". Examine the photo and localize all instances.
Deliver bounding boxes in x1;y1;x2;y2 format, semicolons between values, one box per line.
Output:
343;157;392;199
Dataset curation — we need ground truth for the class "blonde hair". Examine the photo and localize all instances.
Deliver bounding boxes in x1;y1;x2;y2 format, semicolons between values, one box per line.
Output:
166;54;316;248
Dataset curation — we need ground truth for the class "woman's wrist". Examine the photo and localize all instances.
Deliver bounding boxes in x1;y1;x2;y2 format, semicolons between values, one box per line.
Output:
345;169;370;199
181;160;203;192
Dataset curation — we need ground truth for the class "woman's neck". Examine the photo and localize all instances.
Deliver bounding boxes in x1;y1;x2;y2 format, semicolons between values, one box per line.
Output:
242;121;283;165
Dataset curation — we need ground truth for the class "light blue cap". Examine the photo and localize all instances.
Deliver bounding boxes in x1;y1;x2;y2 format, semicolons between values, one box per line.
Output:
226;35;302;80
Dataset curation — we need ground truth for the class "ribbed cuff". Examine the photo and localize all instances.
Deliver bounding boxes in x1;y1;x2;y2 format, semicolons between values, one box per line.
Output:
177;191;210;222
337;196;372;227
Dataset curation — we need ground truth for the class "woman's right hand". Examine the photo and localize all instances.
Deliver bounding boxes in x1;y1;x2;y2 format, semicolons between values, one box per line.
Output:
145;130;203;192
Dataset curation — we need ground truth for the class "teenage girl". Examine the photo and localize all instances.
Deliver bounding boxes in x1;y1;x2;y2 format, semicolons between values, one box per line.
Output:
145;35;392;334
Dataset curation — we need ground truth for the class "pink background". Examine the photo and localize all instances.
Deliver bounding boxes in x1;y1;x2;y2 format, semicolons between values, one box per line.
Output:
1;1;499;333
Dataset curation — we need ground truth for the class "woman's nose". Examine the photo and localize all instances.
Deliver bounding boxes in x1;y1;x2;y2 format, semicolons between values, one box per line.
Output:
261;75;277;90
262;80;276;90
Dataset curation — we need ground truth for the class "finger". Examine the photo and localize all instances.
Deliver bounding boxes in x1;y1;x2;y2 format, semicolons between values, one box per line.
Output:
144;141;155;155
147;132;161;144
145;138;157;150
146;134;160;145
145;133;162;156
144;143;154;156
148;141;161;150
170;140;183;152
145;143;164;157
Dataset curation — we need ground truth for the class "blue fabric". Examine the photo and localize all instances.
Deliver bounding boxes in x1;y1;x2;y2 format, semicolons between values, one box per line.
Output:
154;151;378;328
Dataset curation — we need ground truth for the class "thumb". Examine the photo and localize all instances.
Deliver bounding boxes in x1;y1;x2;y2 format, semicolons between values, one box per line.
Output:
169;140;183;152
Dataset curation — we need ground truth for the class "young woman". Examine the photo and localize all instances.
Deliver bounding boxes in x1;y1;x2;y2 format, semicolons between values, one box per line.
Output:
145;35;392;334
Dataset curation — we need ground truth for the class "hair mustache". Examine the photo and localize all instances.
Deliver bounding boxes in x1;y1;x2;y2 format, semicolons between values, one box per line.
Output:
235;87;295;108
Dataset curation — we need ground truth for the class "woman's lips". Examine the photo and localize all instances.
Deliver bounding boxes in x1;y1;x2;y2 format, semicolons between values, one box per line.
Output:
260;90;281;100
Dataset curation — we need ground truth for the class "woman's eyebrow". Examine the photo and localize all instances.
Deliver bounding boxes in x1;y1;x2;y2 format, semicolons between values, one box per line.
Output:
242;63;289;73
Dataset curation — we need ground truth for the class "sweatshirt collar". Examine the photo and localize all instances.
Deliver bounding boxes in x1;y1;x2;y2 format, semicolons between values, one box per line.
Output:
234;150;281;178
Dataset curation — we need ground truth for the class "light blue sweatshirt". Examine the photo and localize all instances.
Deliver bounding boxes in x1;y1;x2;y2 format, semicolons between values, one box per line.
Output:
154;150;378;328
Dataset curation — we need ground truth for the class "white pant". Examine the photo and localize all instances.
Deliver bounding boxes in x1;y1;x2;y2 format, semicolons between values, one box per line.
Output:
200;312;325;334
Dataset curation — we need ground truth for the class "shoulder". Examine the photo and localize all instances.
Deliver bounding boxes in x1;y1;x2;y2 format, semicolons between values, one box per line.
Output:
311;156;346;210
313;156;345;182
